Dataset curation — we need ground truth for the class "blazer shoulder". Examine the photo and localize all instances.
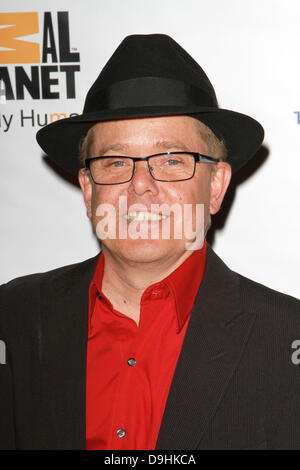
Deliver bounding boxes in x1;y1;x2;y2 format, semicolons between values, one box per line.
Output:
207;244;299;314
237;271;300;322
0;254;100;333
0;253;100;297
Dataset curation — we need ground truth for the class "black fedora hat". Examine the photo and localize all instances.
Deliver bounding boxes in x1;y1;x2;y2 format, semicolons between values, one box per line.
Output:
36;34;264;176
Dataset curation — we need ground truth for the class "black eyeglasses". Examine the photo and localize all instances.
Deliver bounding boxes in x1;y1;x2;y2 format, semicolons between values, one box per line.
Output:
85;151;219;185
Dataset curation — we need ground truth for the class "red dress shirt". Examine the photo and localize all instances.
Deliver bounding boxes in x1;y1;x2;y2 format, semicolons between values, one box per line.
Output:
86;239;207;450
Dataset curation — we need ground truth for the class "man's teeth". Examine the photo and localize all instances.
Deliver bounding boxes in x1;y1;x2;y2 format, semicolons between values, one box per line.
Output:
124;211;168;221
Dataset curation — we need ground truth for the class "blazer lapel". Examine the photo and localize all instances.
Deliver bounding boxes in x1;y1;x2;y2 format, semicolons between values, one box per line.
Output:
39;254;99;449
156;245;257;450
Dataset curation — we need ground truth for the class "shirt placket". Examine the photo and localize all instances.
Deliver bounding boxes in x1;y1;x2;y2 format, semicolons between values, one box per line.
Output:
108;287;164;449
107;309;140;449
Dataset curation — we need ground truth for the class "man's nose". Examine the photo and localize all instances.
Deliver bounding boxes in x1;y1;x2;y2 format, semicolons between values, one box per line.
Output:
128;160;159;195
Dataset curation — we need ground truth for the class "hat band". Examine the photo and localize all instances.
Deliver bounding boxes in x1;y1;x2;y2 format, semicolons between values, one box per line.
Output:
84;77;217;112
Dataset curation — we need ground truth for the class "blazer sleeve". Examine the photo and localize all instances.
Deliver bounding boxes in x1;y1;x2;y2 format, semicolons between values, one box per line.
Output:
0;285;16;449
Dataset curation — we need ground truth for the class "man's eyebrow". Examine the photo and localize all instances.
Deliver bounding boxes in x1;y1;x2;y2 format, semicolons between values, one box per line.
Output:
94;140;190;155
154;140;190;151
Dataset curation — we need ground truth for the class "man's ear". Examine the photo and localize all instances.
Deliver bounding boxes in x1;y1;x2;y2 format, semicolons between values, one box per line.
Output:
209;162;232;215
78;168;93;218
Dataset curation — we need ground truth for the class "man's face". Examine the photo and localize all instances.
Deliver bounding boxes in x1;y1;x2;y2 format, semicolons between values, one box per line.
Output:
79;115;231;266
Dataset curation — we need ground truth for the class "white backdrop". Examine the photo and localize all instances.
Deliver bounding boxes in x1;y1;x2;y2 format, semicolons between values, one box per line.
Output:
1;0;299;298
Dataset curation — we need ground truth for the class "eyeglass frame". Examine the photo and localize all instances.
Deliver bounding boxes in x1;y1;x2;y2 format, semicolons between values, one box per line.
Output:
85;151;220;185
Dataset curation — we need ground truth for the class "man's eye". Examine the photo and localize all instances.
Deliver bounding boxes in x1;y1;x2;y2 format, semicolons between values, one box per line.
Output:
105;159;127;168
166;159;181;165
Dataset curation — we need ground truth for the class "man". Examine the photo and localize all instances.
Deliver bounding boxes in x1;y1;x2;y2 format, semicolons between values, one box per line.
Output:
0;34;299;450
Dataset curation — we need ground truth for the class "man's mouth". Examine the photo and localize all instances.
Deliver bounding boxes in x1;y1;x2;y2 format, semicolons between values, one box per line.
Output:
123;211;169;222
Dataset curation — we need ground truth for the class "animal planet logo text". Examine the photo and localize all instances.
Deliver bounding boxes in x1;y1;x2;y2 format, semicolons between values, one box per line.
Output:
0;11;80;100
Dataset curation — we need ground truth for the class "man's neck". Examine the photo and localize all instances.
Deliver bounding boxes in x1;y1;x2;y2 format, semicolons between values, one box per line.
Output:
100;248;194;326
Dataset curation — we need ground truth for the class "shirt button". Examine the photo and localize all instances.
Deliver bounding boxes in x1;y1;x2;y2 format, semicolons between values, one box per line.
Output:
96;291;102;299
127;357;136;367
117;428;126;438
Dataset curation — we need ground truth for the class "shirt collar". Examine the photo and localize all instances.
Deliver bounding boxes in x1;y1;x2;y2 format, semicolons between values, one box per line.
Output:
161;238;207;332
89;239;207;334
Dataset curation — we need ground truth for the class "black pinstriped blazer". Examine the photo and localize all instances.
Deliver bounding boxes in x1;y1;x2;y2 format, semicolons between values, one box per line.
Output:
0;244;300;449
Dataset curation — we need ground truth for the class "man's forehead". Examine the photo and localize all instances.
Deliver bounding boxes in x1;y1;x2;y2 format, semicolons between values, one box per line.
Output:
89;115;205;153
89;115;203;147
91;139;192;156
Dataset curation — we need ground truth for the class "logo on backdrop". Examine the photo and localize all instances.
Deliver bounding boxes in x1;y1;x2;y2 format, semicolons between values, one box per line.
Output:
0;11;80;132
293;111;300;124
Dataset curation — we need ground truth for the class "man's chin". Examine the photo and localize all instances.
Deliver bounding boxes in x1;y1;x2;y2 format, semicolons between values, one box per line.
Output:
101;238;184;264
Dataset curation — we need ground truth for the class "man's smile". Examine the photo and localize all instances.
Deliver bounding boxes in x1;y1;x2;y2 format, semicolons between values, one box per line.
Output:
123;211;169;222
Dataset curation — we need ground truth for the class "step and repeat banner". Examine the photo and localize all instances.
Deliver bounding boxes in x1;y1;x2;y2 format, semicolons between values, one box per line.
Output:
1;0;299;298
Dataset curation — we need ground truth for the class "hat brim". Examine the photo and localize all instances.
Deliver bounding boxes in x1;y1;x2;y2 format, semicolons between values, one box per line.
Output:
36;105;264;176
